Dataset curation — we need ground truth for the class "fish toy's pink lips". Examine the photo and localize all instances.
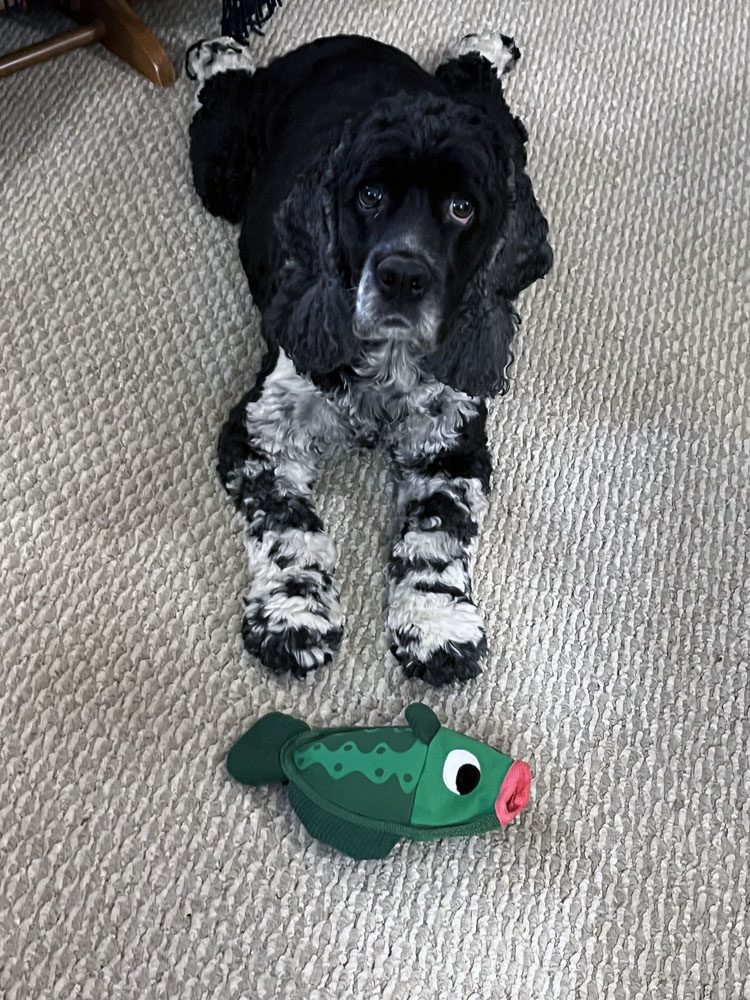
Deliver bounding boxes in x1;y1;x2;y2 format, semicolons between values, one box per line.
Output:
495;760;532;827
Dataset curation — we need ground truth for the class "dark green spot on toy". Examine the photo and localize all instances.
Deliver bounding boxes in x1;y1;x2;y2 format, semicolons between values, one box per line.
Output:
227;703;531;859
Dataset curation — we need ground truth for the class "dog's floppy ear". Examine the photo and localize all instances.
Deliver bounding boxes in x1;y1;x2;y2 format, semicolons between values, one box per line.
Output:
427;130;552;398
261;143;360;376
424;262;520;397
494;145;554;300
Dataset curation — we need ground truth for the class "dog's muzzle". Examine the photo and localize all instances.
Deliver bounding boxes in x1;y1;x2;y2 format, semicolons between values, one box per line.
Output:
355;248;442;348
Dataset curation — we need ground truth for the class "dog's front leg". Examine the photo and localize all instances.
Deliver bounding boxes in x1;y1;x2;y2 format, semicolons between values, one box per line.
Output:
387;400;492;685
218;349;348;676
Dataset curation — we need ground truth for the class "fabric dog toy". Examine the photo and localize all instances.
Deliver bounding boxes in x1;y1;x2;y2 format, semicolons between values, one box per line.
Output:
227;703;531;859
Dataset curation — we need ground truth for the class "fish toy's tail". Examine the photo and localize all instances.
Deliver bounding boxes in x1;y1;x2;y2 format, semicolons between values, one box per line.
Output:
227;712;309;785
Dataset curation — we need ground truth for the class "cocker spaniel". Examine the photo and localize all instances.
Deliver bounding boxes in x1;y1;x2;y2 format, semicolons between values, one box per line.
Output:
188;33;552;685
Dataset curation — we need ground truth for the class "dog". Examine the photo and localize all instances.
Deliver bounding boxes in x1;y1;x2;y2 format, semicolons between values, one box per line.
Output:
188;33;552;685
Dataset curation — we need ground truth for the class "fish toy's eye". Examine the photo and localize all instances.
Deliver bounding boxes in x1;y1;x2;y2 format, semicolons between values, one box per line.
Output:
442;749;481;795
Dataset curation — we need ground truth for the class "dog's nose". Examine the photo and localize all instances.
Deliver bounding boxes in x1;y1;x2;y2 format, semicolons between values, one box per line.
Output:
376;253;432;303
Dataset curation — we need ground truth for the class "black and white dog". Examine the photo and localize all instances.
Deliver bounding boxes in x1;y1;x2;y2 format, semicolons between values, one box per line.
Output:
188;33;552;685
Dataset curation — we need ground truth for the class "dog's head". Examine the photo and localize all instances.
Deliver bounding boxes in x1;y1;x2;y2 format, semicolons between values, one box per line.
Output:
266;91;552;396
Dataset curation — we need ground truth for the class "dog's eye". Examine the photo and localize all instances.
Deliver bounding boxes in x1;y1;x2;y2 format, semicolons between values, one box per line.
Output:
449;197;475;225
358;184;383;211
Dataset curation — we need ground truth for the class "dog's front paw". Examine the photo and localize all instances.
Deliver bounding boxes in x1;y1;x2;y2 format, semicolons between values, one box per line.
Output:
243;615;344;678
242;561;344;677
446;33;521;77
388;589;487;685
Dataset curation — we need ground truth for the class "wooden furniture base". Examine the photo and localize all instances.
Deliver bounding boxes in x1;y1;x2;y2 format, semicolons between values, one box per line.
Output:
0;0;175;85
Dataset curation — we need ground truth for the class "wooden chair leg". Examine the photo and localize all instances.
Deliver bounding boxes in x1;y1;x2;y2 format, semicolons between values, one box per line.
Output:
64;0;175;86
0;22;106;77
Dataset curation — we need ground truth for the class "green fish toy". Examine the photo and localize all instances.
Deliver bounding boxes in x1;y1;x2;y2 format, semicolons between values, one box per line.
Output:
227;703;531;859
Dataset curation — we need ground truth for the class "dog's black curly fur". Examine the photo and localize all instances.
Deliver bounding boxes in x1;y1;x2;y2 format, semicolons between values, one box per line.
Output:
190;34;551;396
189;34;552;683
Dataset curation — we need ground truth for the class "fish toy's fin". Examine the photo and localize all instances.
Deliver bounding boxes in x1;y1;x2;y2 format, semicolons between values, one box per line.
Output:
227;712;309;785
405;703;441;745
287;785;400;860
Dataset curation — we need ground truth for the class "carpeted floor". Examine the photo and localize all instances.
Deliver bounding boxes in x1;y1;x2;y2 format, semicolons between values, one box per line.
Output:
1;1;748;997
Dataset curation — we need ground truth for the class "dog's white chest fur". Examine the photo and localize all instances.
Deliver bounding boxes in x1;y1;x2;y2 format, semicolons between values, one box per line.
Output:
253;347;480;466
335;337;481;456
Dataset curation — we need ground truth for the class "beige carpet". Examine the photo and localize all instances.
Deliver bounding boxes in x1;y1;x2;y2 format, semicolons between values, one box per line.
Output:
1;1;749;997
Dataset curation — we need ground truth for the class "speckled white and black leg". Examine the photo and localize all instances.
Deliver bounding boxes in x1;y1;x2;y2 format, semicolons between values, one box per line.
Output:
386;398;492;685
443;33;521;77
185;36;255;113
218;349;349;676
185;37;255;82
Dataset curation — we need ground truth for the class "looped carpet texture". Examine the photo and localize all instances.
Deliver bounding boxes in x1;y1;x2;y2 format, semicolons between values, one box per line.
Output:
0;1;748;997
